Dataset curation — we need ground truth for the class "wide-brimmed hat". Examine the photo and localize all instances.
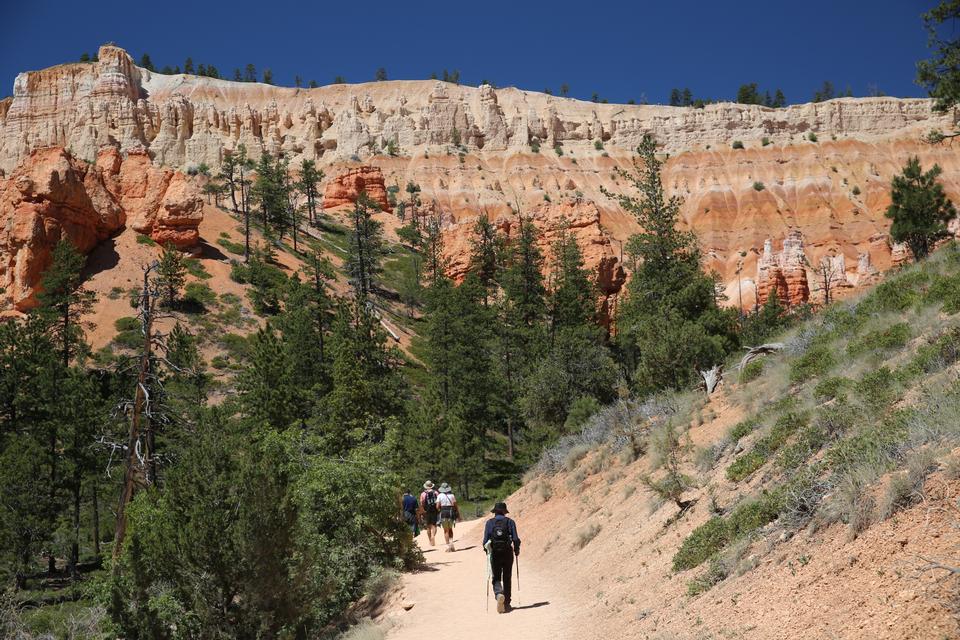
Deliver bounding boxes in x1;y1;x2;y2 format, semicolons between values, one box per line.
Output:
423;480;435;490
490;502;509;514
438;482;452;494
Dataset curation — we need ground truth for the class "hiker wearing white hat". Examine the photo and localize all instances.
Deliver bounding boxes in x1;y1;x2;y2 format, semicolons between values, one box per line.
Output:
436;482;461;552
419;481;439;547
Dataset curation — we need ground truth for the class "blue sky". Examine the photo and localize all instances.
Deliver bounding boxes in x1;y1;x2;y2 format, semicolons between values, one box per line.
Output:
0;0;938;104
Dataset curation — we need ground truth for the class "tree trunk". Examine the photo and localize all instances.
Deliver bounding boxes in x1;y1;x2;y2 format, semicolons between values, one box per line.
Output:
69;470;81;578
91;479;100;557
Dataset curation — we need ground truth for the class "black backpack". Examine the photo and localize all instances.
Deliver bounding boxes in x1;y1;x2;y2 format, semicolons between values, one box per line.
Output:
424;491;438;514
490;517;512;551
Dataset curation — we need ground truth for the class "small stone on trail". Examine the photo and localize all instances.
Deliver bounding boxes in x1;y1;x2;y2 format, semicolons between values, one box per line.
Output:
402;600;415;611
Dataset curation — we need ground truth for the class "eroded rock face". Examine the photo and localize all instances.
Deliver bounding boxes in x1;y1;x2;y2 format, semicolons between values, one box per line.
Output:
0;145;202;310
322;166;391;211
0;147;124;309
756;231;810;306
3;44;959;307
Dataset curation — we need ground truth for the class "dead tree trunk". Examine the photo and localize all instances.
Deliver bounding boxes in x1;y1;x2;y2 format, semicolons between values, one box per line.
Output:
112;267;155;570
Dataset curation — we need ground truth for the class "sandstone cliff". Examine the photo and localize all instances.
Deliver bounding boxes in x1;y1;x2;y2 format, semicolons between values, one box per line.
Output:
0;145;202;310
2;44;958;305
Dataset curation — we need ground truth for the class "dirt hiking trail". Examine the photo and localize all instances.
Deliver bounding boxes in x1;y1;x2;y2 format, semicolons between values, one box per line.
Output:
386;518;572;640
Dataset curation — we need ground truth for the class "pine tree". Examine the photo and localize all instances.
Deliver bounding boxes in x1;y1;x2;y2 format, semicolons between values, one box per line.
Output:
139;53;154;71
318;304;406;453
886;156;958;260
37;239;95;368
375;67;388;81
156;243;187;308
669;88;682;106
346;193;386;300
469;213;501;303
501;215;547;329
263;68;274;85
244;63;257;82
548;226;596;335
602;135;738;393
297;159;323;225
773;88;787;108
184;57;195;74
239;326;301;429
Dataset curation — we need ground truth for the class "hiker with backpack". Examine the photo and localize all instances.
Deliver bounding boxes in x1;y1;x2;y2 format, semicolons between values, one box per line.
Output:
437;482;461;552
401;488;419;537
483;502;520;614
419;481;440;547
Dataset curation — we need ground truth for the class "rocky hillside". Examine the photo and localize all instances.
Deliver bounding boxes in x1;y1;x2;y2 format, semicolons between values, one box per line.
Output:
507;246;960;639
2;44;960;309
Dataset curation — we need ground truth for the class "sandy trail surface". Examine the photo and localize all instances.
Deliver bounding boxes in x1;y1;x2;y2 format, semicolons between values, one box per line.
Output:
386;518;572;640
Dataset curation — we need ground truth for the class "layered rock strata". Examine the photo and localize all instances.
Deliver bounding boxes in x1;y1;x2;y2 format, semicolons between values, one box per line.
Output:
3;44;959;305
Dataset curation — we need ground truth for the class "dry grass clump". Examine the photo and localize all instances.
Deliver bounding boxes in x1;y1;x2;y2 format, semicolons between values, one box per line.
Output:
878;448;937;520
534;480;553;503
340;620;388;640
564;444;591;472
821;464;882;540
572;522;602;550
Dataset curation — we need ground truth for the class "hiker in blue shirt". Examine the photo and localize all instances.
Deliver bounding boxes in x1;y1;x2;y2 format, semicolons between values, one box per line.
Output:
401;489;419;536
482;502;521;613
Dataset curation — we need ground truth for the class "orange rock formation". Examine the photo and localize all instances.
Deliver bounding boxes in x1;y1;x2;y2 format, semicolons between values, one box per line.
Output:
0;146;202;310
3;44;960;306
322;166;391;211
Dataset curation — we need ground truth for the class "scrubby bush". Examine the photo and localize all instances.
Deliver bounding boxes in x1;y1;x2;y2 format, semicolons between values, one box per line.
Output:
789;344;835;384
739;360;764;382
115;316;139;332
184;282;217;310
732;140;744;149
813;376;851;402
729;416;760;442
573;523;601;549
808;132;818;142
753;181;765;191
858;271;928;313
926;272;960;314
852;185;861;196
727;411;807;481
594;140;604;150
687;556;729;596
855;366;899;408
847;323;911;357
761;137;771;147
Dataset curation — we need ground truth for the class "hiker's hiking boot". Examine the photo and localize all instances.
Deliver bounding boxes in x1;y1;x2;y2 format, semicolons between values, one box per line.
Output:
496;594;506;614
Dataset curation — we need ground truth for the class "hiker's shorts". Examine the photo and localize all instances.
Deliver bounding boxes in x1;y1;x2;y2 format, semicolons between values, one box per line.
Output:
440;519;454;532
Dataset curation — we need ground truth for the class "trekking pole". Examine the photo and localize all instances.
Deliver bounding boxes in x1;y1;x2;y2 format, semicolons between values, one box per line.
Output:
516;554;520;606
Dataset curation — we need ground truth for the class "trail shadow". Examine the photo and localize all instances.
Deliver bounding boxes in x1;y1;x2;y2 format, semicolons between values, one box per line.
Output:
511;601;550;610
454;545;477;552
412;560;457;573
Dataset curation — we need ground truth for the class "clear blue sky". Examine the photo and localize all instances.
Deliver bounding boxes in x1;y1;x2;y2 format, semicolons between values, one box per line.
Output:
0;0;938;104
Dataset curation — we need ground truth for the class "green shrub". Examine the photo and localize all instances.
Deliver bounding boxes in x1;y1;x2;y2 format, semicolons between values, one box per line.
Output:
739;360;764;383
808;132;818;142
908;327;960;374
859;272;928;313
687;557;728;596
727;412;807;481
847;323;911;357
219;333;251;360
184;282;217;310
211;355;229;369
136;234;157;246
217;237;246;255
777;424;828;470
813;376;851;402
726;450;766;481
554;144;564;156
115;316;139;332
926;273;960;314
855;366;898;408
184;258;212;280
852;185;861;196
673;517;730;571
753;181;765;191
530;141;540;153
729;417;760;441
594;140;604;150
789;344;835;384
673;490;783;571
732;140;744;149
761;137;771;147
